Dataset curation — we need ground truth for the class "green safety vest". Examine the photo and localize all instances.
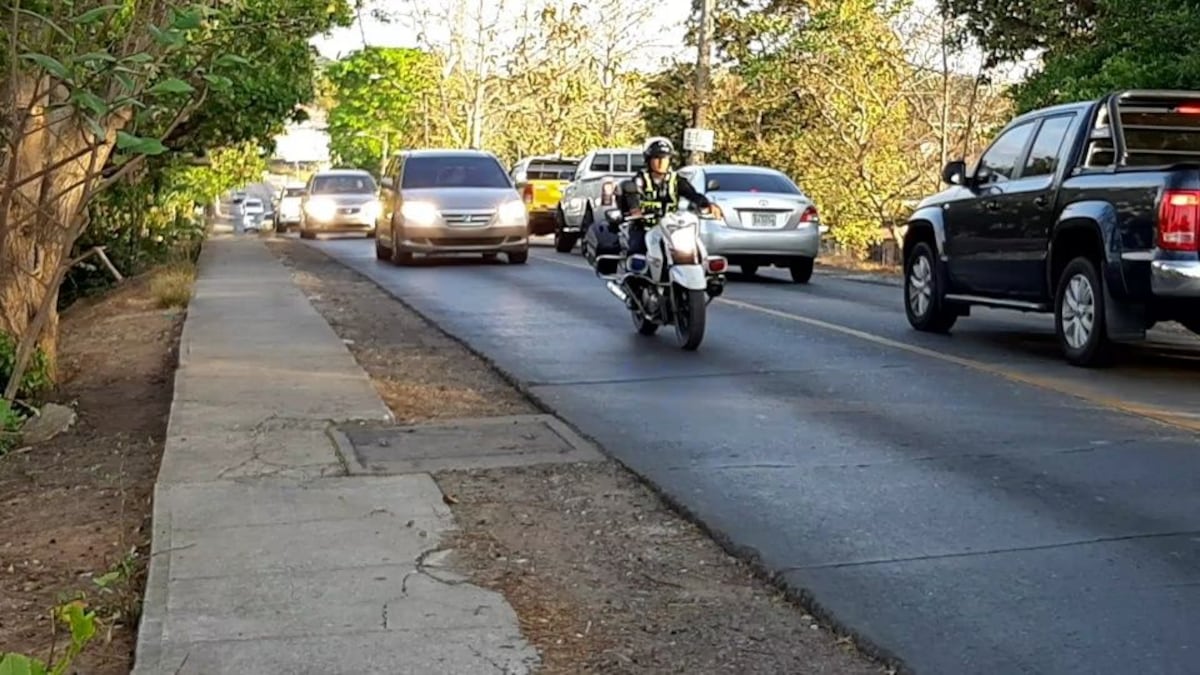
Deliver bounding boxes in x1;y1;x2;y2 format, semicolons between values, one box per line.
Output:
635;170;678;217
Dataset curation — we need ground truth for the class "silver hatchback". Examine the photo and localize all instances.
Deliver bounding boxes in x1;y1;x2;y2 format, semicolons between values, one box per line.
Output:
678;164;824;283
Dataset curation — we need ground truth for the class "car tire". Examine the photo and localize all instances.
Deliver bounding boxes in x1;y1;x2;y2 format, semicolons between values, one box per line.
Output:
789;257;814;284
904;241;957;333
299;230;315;240
1055;256;1114;367
554;231;577;253
741;264;759;277
375;237;390;260
508;250;529;265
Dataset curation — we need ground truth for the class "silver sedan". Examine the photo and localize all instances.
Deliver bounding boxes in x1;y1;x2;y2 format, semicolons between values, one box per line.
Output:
677;164;824;283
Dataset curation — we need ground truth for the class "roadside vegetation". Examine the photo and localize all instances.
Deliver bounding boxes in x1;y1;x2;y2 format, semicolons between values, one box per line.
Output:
0;0;353;668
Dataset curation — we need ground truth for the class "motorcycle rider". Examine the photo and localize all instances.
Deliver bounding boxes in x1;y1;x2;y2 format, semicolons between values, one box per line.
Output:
613;137;723;273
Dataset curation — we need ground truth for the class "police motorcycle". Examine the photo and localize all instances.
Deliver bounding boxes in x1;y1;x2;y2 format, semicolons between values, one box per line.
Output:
592;180;728;350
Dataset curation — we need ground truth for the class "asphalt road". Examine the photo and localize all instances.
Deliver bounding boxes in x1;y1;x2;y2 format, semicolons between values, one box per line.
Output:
311;236;1200;675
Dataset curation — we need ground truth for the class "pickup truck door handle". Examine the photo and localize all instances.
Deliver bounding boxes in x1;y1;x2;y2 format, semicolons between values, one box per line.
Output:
1034;196;1048;208
984;200;1000;211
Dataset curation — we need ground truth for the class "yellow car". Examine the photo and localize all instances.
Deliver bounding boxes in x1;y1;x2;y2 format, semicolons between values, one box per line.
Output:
510;155;579;236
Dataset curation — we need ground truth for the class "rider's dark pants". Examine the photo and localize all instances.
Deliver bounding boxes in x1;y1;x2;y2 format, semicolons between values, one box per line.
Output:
627;224;647;256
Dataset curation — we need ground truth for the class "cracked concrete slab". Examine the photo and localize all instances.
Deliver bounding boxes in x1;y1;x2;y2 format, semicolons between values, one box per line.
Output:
134;239;538;674
335;413;605;474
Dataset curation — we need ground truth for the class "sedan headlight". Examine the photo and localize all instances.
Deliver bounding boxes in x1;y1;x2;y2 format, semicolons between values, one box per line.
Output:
305;197;336;221
497;199;527;226
401;201;439;225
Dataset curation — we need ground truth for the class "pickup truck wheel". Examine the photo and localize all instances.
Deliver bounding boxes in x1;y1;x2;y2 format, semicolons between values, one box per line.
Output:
904;241;957;333
508;250;529;265
554;231;577;253
1055;257;1113;367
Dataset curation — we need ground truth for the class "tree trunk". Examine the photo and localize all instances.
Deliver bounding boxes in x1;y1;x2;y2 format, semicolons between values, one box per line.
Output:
0;73;111;382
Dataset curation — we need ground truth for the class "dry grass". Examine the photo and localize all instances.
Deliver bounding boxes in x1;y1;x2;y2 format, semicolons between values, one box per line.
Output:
148;262;196;309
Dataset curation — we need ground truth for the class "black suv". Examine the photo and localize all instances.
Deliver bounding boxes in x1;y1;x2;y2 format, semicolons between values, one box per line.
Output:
902;90;1200;366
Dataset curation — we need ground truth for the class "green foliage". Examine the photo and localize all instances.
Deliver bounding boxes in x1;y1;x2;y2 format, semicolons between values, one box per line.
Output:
0;600;98;675
0;333;51;401
943;0;1200;113
324;47;443;174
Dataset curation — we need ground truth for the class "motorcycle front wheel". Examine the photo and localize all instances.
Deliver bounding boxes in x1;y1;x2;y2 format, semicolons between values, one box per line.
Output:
672;285;707;350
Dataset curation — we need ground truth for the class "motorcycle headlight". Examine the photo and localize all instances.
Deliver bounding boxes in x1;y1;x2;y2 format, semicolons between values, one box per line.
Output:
497;199;527;225
669;226;697;253
401;201;439;225
305;197;336;221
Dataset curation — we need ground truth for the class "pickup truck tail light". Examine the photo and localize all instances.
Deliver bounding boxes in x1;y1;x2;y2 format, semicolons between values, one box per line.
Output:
1158;190;1200;251
601;179;616;206
522;184;533;204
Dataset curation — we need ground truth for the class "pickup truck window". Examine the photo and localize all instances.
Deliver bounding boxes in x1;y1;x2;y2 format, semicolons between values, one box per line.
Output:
978;121;1036;182
1023;114;1076;178
525;160;577;180
591;154;612;171
612;154;629;172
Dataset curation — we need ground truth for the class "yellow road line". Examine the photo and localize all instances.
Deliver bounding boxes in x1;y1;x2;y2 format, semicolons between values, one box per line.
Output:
532;251;1200;435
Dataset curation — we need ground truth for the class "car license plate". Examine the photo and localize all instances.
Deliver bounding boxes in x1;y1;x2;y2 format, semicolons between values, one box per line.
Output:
750;212;776;228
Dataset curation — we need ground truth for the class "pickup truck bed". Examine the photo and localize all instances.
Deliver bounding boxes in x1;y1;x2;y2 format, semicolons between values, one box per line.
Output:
902;89;1200;366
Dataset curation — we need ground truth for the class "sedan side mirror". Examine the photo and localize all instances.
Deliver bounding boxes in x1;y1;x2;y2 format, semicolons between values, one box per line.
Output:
942;160;967;186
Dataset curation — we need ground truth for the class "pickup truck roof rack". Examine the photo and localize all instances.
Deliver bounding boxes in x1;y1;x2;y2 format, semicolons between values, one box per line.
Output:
1096;90;1200;168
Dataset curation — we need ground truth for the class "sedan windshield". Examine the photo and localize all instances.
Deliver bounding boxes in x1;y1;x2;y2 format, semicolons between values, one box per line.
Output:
402;156;511;189
311;174;377;194
706;171;800;194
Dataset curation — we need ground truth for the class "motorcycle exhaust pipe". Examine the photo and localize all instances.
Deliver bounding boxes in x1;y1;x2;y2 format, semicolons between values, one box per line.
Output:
606;281;628;302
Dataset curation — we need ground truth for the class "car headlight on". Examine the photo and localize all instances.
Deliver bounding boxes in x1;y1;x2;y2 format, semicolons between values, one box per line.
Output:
401;201;439;225
305;197;336;221
361;200;382;221
497;199;527;226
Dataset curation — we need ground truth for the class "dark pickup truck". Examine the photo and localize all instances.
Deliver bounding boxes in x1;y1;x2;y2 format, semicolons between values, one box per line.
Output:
902;89;1200;366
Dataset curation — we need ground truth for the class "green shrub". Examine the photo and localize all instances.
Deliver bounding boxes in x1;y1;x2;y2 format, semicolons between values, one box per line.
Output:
0;332;51;400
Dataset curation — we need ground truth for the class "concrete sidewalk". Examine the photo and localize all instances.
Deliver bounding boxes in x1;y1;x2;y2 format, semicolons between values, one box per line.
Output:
134;238;538;673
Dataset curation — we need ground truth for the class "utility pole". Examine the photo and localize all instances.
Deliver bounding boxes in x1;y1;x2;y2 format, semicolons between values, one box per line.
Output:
687;0;715;165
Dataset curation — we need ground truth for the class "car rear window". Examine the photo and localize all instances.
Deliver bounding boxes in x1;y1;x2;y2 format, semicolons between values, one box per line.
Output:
402;155;511;189
705;171;800;194
526;160;578;180
311;174;377;194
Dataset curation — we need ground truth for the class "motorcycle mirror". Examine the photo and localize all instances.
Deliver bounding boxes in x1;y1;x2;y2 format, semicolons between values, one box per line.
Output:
604;209;623;226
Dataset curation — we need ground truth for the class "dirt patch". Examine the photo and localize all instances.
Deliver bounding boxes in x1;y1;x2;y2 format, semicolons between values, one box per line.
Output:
0;275;183;673
267;240;534;423
269;238;886;674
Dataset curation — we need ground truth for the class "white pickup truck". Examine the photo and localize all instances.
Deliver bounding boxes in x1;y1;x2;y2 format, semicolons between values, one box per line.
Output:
553;147;645;252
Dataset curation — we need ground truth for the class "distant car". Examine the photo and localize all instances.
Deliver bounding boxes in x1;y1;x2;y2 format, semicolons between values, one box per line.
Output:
374;149;529;265
273;183;306;232
510;155;579;236
298;169;380;240
677;164;825;283
242;197;265;232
